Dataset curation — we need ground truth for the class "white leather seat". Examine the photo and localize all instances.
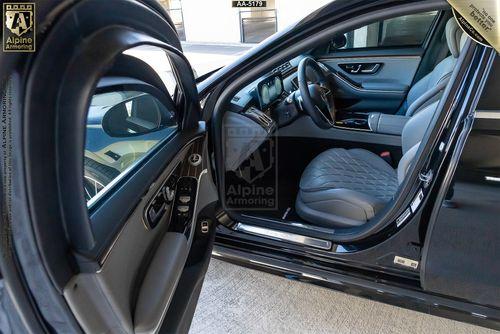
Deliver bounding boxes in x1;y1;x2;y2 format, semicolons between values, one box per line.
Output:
399;18;463;116
296;101;436;227
295;19;469;228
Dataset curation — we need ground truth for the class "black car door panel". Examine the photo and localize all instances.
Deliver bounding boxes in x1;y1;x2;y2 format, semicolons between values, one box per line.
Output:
4;1;216;333
65;135;209;333
320;54;421;113
314;10;441;115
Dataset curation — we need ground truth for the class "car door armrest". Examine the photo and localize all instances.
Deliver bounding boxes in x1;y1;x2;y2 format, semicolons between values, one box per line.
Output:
134;232;188;334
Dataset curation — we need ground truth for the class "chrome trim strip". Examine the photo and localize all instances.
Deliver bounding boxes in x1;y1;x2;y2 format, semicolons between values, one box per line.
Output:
318;55;421;61
332;124;373;133
188;169;208;245
235;223;332;250
240;214;334;233
485;176;500;182
475;110;500;119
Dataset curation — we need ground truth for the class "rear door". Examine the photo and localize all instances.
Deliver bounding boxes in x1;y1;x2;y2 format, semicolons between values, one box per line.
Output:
313;10;445;115
0;1;217;333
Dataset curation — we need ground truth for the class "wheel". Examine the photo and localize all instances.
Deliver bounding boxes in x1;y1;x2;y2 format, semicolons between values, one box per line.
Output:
83;157;120;201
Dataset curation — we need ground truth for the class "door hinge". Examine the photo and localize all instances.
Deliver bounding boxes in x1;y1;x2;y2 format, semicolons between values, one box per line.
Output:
419;169;434;188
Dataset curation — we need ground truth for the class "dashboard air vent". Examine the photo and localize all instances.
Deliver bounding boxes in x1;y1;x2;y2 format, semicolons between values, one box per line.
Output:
271;61;292;75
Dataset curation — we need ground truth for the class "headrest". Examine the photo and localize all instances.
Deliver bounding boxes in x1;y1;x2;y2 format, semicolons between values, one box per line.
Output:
445;18;463;58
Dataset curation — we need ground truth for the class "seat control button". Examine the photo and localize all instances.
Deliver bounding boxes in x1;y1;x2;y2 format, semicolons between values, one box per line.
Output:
179;195;191;203
177;205;189;213
163;186;175;202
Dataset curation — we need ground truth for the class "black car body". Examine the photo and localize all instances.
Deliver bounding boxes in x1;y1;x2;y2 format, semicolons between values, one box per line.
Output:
0;0;499;333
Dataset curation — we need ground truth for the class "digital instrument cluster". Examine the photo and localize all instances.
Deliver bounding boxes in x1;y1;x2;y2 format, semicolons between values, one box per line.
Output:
257;74;283;109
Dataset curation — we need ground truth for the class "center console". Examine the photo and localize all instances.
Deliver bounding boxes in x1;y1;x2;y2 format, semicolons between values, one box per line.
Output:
335;111;410;135
335;112;371;131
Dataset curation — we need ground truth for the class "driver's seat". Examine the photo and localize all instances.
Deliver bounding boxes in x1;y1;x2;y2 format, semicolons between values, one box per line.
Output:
295;19;468;228
296;103;436;227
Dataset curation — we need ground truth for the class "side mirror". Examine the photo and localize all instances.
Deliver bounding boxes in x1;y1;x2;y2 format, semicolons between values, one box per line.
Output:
329;34;347;50
101;93;175;137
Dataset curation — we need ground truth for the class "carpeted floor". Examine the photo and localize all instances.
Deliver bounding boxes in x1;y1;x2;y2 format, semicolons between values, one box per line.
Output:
190;259;496;334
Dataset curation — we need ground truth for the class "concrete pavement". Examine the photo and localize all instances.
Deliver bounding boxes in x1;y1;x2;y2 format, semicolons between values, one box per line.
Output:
190;259;496;334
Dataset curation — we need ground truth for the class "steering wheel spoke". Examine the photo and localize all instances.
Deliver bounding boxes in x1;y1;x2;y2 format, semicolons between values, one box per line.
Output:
298;57;336;129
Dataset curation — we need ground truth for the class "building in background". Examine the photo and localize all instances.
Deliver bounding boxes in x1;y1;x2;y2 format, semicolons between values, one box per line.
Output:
158;0;331;44
157;0;186;40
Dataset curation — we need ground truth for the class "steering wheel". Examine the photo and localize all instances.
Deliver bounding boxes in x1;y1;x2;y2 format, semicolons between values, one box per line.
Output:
297;57;336;129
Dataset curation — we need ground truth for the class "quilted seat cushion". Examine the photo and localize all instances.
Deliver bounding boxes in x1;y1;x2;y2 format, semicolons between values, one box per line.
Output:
299;148;398;201
296;148;399;228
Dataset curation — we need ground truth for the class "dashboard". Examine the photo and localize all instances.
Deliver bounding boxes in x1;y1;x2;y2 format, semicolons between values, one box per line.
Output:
257;74;284;109
229;56;302;116
223;56;304;171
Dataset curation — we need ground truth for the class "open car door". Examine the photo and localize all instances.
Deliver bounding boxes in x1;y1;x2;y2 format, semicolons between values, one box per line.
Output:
0;0;217;333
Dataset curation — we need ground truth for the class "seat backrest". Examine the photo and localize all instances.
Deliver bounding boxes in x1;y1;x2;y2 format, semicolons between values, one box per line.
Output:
398;30;469;183
397;101;437;183
402;18;463;116
396;32;469;183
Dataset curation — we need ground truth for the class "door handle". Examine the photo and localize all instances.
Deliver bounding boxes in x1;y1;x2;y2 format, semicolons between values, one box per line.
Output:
343;64;362;73
360;63;381;74
339;63;382;75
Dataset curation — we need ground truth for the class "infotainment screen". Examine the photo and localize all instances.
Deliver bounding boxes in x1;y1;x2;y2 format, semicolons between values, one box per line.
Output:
257;74;283;109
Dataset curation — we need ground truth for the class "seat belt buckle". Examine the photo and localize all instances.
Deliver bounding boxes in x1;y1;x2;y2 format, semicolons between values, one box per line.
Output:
380;151;393;165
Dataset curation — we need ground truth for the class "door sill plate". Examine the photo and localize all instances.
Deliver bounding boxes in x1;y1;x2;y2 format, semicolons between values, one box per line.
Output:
234;223;332;250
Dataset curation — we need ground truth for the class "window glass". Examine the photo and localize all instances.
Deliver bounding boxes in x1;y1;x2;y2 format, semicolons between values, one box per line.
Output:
328;11;438;52
84;90;177;203
477;56;500;111
84;46;181;204
240;0;277;44
124;46;179;94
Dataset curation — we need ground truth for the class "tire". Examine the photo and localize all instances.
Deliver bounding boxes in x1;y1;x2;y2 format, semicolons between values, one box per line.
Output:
83;157;120;201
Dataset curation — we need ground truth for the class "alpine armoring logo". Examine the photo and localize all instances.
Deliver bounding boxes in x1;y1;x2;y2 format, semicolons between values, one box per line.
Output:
3;3;35;52
224;124;277;210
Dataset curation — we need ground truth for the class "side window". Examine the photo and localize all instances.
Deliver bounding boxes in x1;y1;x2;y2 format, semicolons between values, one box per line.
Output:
328;11;438;52
84;46;180;204
84;90;177;203
124;47;178;95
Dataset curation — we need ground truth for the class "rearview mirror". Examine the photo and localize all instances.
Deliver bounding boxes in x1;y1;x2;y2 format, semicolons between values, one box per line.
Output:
329;34;347;50
100;93;175;137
